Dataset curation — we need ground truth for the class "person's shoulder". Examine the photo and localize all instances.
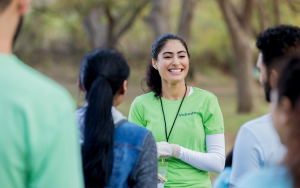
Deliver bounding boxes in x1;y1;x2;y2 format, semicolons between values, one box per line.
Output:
115;121;151;145
23;62;73;104
3;58;74;111
191;87;218;107
243;114;271;127
133;92;157;105
29;69;71;101
236;166;292;188
240;114;272;134
192;87;217;99
119;121;150;133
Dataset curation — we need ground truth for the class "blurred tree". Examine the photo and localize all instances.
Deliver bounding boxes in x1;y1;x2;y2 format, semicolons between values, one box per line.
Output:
273;0;281;25
55;0;150;48
256;0;269;31
178;0;197;45
286;0;300;12
217;0;255;113
178;0;198;85
145;0;171;38
216;0;298;113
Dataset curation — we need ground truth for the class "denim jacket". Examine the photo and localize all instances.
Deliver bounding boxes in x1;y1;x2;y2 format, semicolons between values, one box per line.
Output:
76;105;157;188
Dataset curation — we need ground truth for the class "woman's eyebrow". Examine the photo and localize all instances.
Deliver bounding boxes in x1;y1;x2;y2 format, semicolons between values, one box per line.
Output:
162;52;173;55
177;51;187;54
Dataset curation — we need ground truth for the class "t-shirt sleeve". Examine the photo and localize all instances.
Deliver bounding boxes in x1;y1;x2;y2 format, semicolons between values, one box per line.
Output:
203;96;224;135
29;96;84;188
128;98;146;127
230;126;262;186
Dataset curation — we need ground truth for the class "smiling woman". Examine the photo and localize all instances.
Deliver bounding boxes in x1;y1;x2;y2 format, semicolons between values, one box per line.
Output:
129;33;225;188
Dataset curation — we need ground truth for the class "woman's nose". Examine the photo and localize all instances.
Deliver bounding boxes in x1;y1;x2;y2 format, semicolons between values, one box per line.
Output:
172;57;180;65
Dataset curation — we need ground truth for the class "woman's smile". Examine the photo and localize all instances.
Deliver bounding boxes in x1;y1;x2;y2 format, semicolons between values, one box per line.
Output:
168;68;184;74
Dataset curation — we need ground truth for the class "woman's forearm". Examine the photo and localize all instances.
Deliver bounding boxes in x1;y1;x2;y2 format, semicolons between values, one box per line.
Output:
178;133;225;173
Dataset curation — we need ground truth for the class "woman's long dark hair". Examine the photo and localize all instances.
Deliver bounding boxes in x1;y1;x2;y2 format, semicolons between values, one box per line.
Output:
145;33;190;98
80;49;130;187
277;56;300;188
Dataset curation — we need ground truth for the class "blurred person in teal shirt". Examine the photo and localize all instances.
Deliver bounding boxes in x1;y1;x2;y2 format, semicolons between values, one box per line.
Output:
0;0;84;187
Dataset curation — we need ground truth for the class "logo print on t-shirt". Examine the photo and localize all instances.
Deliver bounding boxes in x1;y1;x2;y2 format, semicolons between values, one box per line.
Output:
179;112;198;117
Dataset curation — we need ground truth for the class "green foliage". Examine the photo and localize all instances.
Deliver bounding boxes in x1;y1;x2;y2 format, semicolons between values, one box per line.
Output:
16;0;300;71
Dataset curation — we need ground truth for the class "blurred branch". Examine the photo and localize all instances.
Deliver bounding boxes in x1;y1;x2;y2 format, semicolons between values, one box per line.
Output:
217;0;245;41
286;0;300;12
116;4;133;21
273;0;281;25
178;0;197;45
145;0;171;38
241;0;254;34
229;1;242;24
255;0;269;31
113;0;150;44
105;4;115;43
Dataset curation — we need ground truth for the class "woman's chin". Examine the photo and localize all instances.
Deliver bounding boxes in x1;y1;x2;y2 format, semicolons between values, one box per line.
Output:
164;78;186;85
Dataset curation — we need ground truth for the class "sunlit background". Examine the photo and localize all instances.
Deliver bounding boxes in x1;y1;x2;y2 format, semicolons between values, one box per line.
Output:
15;0;300;181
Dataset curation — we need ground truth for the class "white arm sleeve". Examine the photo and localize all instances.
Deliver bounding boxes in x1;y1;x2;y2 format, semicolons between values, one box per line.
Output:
178;133;225;173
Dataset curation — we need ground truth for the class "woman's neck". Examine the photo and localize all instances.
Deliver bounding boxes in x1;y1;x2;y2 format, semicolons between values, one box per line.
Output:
161;80;189;101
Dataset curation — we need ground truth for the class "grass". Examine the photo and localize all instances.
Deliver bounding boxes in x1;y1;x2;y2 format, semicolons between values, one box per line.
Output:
33;62;269;183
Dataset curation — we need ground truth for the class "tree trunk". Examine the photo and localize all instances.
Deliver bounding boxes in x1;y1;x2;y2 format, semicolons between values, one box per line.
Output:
235;36;254;112
83;9;108;48
145;0;171;38
178;0;197;45
217;0;254;113
178;0;197;86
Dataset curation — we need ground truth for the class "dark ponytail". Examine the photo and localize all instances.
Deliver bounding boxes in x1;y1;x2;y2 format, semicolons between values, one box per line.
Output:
145;33;190;98
80;49;130;187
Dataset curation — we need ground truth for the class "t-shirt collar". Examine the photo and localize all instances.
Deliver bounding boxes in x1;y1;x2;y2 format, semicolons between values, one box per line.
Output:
81;103;127;127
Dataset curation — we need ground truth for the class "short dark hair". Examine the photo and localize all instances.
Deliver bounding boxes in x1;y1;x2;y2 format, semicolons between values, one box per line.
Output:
256;25;300;72
0;0;12;12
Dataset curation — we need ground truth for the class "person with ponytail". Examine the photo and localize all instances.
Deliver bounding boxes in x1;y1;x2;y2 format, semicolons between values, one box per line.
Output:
236;56;300;188
129;33;225;187
76;49;157;188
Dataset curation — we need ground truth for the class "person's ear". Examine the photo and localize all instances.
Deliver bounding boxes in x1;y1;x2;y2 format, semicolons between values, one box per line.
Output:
77;78;85;92
152;59;158;70
17;0;30;14
270;69;279;88
281;96;292;114
121;80;128;95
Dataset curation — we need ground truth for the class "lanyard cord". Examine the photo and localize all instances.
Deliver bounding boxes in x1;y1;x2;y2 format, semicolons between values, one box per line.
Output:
160;85;187;142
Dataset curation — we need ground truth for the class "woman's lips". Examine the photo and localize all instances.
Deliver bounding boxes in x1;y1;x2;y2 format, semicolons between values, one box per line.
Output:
168;69;183;74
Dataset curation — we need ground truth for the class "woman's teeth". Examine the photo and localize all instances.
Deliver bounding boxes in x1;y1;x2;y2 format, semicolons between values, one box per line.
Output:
170;69;182;72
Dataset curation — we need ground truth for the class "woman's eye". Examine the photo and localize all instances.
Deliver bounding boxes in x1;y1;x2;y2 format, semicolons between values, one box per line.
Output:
179;56;185;58
164;56;171;59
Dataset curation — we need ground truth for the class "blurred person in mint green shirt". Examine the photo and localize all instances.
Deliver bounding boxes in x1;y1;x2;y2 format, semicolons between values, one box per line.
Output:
0;0;84;188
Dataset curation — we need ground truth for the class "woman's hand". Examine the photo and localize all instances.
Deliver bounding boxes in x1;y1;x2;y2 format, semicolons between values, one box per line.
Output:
156;141;181;158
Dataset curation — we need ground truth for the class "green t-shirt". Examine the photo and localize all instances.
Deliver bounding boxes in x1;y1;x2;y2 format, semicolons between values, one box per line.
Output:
0;54;84;188
129;87;224;188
